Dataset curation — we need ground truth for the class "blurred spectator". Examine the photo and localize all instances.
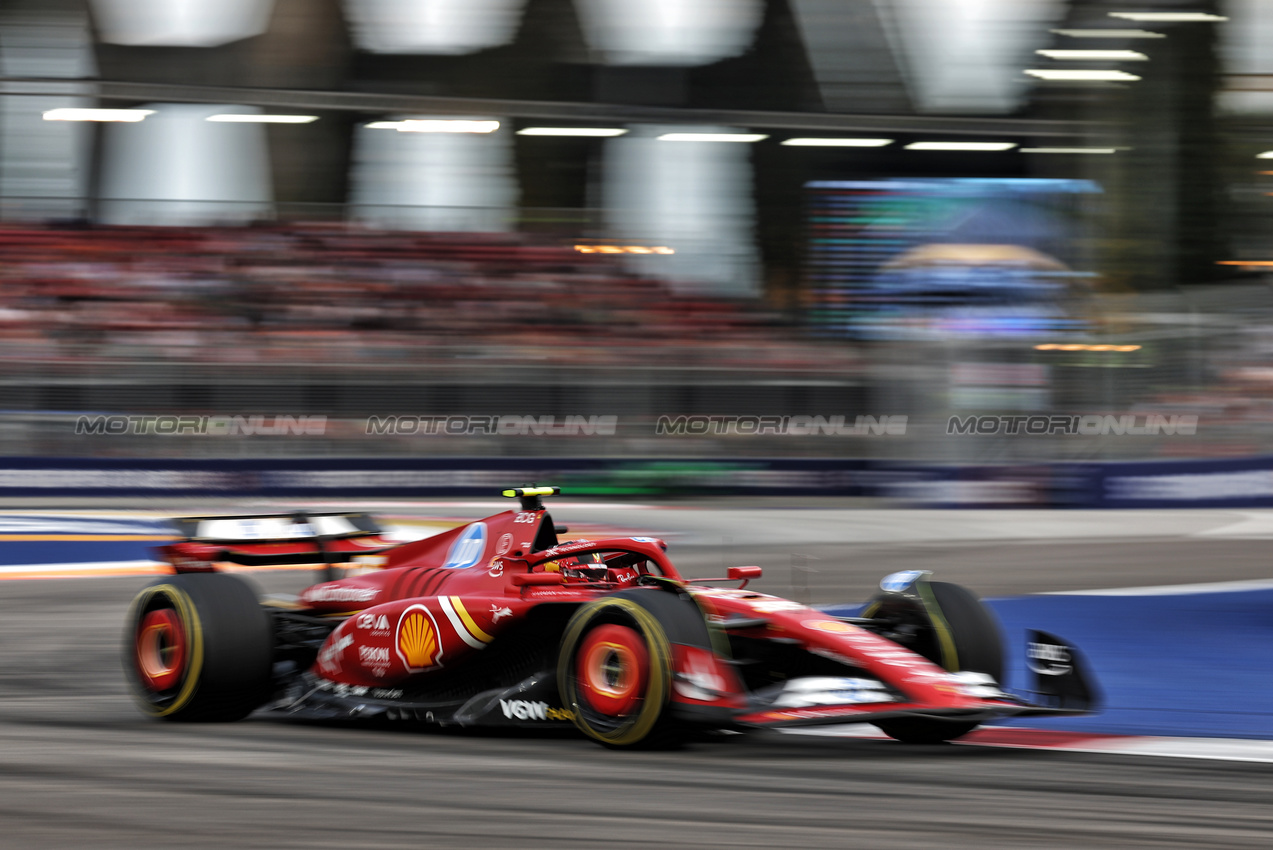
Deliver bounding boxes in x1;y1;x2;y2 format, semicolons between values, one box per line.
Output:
0;222;854;373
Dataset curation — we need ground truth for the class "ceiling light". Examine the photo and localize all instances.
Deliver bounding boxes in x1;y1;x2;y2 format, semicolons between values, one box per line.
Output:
1035;49;1148;61
1035;343;1140;352
43;108;154;122
1108;12;1227;22
781;138;894;147
1025;69;1142;81
575;245;674;254
1020;147;1118;154
518;127;627;137
397;119;500;134
206;114;318;124
1257;152;1273;159
1051;29;1166;38
656;133;768;143
905;141;1017;151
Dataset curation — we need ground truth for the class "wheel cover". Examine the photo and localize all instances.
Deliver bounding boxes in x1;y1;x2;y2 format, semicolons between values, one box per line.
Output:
576;624;649;717
136;608;187;692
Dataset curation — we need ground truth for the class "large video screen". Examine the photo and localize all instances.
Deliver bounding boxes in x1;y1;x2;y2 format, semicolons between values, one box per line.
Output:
804;178;1102;340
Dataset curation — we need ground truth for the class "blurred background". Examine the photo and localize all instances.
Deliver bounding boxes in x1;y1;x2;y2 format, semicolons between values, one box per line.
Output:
2;0;1273;503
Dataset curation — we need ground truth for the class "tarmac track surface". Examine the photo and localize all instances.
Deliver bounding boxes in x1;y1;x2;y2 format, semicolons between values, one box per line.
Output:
3;512;1273;847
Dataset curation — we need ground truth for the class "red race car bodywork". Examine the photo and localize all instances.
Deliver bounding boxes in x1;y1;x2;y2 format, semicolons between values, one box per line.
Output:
126;487;1097;747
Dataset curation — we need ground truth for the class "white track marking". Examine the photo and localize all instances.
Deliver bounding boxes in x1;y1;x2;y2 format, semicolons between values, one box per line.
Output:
783;726;1273;763
1061;737;1273;763
1190;511;1273;539
1045;577;1273;596
0;560;163;575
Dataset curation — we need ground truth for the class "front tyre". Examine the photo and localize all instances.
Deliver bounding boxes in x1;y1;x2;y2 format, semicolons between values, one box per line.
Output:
558;597;675;748
124;573;272;722
874;581;1004;745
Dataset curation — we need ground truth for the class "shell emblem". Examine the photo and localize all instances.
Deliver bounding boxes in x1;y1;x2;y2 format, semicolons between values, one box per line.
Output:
396;604;442;672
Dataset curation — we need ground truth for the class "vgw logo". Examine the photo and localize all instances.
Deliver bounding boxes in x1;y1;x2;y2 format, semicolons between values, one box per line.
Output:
498;699;574;721
442;523;487;569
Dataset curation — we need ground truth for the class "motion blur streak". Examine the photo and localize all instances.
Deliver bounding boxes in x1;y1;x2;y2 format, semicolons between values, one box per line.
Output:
0;0;95;221
877;0;1065;112
98;105;273;226
575;0;763;66
1220;0;1273;114
88;0;274;47
604;126;760;295
349;116;516;232
344;0;526;55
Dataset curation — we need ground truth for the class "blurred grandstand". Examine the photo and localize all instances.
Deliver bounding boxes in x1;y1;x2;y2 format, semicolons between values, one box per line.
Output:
1;0;1271;475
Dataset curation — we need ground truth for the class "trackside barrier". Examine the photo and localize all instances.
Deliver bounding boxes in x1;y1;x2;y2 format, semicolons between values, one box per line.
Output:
0;457;870;499
2;456;1273;506
865;455;1273;508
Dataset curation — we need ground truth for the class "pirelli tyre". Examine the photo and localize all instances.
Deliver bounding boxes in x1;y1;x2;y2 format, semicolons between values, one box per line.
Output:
557;590;691;748
872;581;1004;745
124;573;273;722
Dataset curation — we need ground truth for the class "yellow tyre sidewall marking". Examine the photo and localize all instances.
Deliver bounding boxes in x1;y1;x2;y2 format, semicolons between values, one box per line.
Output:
558;597;671;747
917;582;960;672
128;584;205;717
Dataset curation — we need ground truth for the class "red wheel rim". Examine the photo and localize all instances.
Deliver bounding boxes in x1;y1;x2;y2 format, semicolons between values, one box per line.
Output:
136;608;187;691
576;623;648;716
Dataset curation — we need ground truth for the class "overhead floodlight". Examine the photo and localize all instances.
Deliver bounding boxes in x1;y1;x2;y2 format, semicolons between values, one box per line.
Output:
1020;147;1118;154
780;138;894;147
1035;50;1148;61
1051;28;1166;38
656;133;768;143
43;108;154;122
206;114;319;124
1025;69;1142;81
1108;12;1227;22
517;127;628;137
575;244;674;254
1257;151;1273;159
365;121;403;129
905;141;1017;151
397;119;500;134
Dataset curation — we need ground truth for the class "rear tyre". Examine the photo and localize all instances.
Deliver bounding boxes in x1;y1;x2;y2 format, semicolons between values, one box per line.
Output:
558;596;677;748
874;581;1003;745
124;573;272;722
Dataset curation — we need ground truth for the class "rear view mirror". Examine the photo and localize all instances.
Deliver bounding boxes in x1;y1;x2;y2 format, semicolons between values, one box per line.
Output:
727;566;762;587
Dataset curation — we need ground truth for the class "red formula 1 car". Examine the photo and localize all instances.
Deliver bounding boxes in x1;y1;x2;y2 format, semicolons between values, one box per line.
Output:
125;487;1097;747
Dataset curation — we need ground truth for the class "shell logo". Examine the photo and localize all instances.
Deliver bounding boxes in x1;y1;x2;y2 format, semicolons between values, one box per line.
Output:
396;604;442;672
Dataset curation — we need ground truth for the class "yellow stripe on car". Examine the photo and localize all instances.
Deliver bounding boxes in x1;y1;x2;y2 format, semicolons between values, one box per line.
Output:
450;596;493;643
439;596;492;649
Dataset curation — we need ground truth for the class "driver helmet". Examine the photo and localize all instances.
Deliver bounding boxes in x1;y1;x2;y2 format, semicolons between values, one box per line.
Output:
558;550;609;581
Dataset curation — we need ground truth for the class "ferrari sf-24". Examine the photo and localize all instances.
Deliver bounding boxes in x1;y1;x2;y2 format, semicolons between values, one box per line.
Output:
125;487;1096;747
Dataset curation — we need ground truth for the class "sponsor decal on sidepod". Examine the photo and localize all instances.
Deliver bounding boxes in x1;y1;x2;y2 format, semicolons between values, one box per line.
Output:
396;604;443;672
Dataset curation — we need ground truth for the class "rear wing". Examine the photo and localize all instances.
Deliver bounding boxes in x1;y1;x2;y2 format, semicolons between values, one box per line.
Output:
160;511;394;581
171;512;383;543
